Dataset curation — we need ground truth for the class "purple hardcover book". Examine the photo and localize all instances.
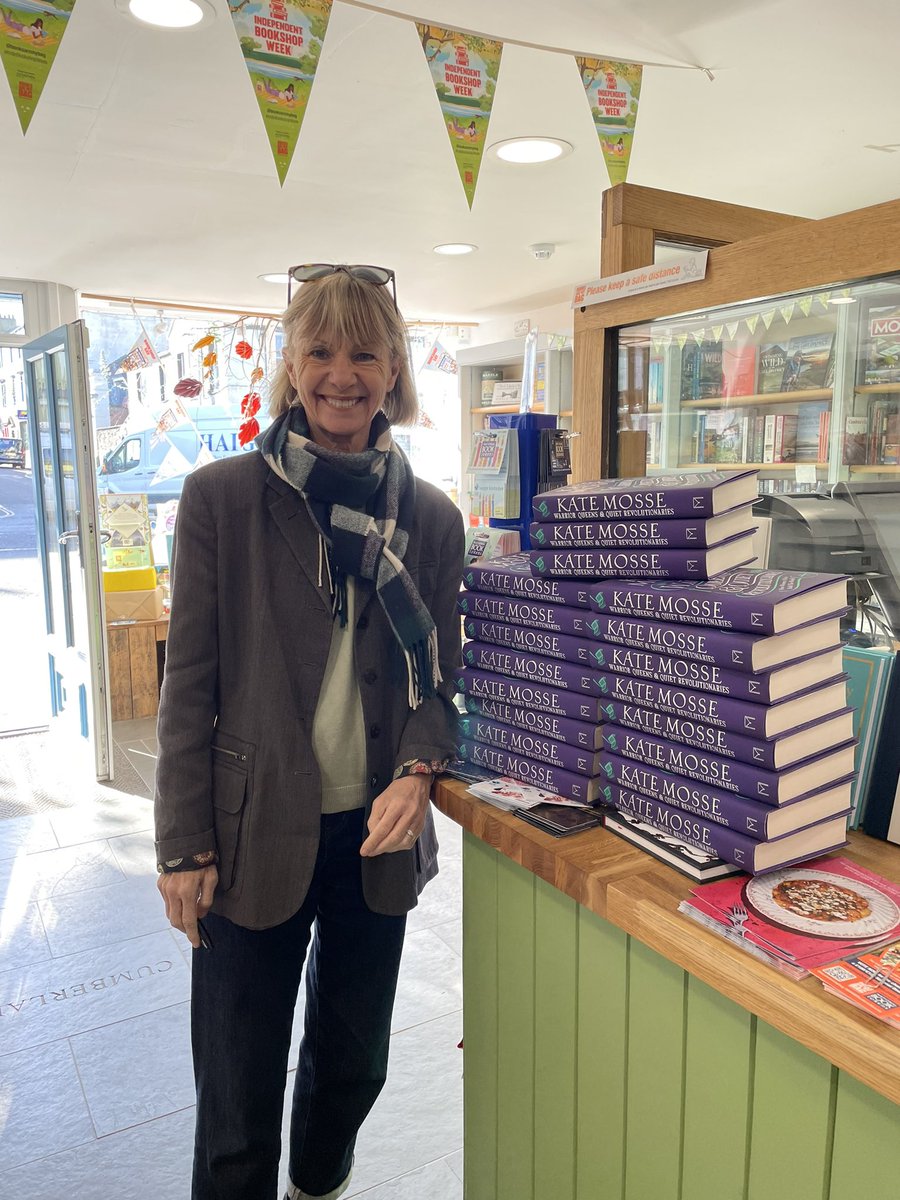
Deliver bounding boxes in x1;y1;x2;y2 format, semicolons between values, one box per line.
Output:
593;674;849;737
464;697;603;749
599;725;857;805
461;641;606;694
457;592;594;636
462;553;591;607
532;470;759;521
608;786;849;875
463;617;595;665
588;568;848;634
457;714;602;776
529;532;756;580
455;737;603;803
599;699;855;769
529;505;755;549
454;668;608;722
587;612;842;674
586;641;845;703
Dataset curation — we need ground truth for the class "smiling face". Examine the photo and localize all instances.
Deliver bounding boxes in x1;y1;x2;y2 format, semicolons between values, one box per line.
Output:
283;337;399;453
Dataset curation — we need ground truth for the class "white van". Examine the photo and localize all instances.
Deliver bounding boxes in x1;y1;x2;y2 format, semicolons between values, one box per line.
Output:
97;405;261;503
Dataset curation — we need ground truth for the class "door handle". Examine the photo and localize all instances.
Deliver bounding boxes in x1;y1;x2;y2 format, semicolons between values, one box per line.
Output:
58;528;79;544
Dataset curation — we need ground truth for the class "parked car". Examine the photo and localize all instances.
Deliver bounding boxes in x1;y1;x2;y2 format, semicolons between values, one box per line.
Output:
0;437;25;469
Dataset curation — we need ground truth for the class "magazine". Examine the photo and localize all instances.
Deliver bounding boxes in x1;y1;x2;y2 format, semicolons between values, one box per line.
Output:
810;939;900;1027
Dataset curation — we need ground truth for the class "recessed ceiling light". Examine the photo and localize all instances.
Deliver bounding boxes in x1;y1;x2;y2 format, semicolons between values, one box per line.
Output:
120;0;212;29
433;244;478;256
828;296;857;305
490;137;573;164
259;272;290;284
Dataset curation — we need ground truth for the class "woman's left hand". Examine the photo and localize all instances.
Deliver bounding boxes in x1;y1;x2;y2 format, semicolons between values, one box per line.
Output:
360;774;431;857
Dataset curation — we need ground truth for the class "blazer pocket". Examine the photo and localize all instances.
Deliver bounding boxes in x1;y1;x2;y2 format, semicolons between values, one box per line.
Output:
211;737;253;892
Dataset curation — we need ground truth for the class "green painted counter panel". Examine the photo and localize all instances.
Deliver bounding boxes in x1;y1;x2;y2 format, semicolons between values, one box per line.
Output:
462;833;900;1200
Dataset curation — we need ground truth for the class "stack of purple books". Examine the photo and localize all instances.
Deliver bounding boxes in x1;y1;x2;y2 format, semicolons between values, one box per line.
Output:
454;472;859;878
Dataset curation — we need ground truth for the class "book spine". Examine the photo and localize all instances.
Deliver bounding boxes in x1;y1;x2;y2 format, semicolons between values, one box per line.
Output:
530;516;726;549
455;667;604;721
588;612;776;672
456;737;599;802
585;641;784;701
600;699;786;766
461;640;597;693
463;617;593;664
594;676;787;734
600;724;784;798
458;714;600;775
531;487;721;521
762;414;777;464
465;696;602;748
609;783;767;868
462;562;591;607
457;592;593;636
530;546;724;580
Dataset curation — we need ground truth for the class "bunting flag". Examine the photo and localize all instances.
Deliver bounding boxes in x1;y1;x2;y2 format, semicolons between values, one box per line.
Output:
798;295;814;317
761;310;776;330
575;57;642;185
779;301;796;325
228;0;333;186
745;313;759;335
712;324;724;341
423;341;458;374
416;24;502;207
0;1;78;134
116;333;159;374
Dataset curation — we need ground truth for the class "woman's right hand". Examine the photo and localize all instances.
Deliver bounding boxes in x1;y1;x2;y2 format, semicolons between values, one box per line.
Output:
157;866;218;949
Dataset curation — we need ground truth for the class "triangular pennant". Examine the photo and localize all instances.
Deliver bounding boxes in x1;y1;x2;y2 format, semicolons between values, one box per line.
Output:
779;302;796;325
691;330;705;346
120;333;159;373
575;56;643;186
798;295;814;317
1;2;79;134
745;314;760;334
416;24;502;208
712;325;725;341
724;322;739;341
228;0;333;187
761;310;776;330
676;334;689;349
150;444;195;489
818;291;832;308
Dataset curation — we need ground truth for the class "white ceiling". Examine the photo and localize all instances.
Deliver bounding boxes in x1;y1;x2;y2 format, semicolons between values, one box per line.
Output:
1;0;898;323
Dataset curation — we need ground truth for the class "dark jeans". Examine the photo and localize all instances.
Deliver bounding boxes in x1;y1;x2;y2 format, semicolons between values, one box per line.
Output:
190;808;407;1200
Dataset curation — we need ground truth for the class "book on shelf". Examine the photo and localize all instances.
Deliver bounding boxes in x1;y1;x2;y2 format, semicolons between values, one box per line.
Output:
455;666;610;723
648;351;665;406
678;858;900;978
863;649;900;846
596;675;850;738
531;469;760;522
457;591;594;636
587;567;849;634
757;343;789;394
818;409;831;461
455;736;603;802
462;552;592;608
749;412;767;462
605;784;849;875
842;415;868;465
465;695;604;749
479;367;504;404
491;380;523;406
842;644;896;828
598;699;854;771
600;758;852;840
458;713;602;776
762;413;777;463
722;343;758;400
782;332;835;391
866;397;900;464
680;341;700;402
862;305;900;386
603;810;743;881
529;504;756;550
810;939;900;1028
697;340;724;400
773;412;798;463
529;530;757;580
586;611;842;673
598;728;856;805
794;401;829;462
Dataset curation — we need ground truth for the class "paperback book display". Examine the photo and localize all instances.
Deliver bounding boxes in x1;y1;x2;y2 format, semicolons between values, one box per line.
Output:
452;469;859;879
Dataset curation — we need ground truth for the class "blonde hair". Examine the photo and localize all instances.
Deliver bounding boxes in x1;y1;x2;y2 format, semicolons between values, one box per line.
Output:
269;270;419;427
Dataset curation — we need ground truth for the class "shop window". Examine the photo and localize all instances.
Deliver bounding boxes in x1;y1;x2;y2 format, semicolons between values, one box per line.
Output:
105;437;142;474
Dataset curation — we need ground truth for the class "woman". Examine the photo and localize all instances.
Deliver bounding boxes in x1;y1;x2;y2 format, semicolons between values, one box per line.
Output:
155;264;464;1200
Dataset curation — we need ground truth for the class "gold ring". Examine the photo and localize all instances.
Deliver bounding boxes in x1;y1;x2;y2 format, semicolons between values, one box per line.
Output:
406;828;416;841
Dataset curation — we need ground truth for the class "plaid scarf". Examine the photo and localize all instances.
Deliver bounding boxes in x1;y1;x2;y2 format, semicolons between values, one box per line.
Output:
259;406;441;709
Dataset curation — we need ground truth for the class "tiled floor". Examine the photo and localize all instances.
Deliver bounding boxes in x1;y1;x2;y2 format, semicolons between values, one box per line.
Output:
0;719;464;1197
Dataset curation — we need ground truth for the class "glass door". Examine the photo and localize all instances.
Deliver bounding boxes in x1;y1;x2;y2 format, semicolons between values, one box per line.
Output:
24;322;111;778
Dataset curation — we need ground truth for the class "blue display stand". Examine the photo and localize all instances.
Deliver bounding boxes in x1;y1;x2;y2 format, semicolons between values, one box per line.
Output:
488;412;557;550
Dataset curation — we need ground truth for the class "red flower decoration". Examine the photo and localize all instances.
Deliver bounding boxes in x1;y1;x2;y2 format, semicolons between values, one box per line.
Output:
241;391;261;418
174;377;202;398
235;340;253;360
238;417;260;447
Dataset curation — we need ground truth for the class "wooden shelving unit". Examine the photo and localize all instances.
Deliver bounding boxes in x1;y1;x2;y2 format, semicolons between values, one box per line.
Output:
471;404;546;415
855;383;900;394
681;388;832;410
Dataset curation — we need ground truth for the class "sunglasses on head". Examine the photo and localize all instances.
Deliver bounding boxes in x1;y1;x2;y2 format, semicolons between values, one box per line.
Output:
287;263;397;308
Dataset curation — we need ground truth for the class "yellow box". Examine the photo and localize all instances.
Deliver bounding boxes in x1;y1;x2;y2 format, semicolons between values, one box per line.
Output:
103;567;158;593
105;587;164;623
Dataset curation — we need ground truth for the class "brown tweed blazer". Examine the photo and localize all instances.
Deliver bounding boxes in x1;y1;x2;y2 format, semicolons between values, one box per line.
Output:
154;451;464;929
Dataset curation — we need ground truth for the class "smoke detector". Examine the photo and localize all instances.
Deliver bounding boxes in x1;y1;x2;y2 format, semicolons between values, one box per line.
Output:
530;243;555;260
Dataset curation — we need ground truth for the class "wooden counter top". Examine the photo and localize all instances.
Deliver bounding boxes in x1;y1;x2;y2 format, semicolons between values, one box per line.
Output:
434;778;900;1106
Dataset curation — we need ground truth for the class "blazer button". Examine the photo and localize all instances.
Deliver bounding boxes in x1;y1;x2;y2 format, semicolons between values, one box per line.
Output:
369;724;380;738
357;614;369;629
363;669;377;684
370;773;379;788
